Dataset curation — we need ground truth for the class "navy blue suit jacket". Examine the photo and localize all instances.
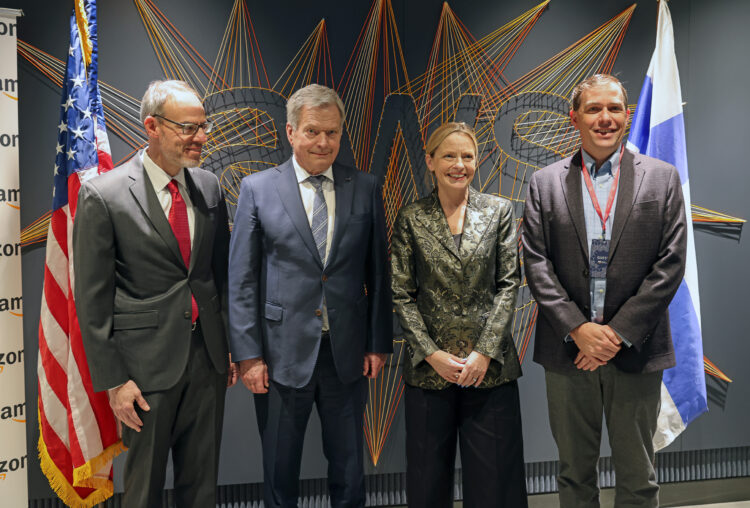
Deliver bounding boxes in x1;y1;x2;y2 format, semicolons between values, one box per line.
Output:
228;159;392;388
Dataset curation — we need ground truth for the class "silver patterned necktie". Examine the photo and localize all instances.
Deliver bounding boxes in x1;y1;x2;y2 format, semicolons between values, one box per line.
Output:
308;174;328;264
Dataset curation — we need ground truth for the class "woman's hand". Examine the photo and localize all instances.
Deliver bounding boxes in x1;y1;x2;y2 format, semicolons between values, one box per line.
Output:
425;350;466;383
456;351;490;387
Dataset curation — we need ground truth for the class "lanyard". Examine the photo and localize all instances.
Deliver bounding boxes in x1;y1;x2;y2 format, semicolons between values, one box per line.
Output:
580;146;624;237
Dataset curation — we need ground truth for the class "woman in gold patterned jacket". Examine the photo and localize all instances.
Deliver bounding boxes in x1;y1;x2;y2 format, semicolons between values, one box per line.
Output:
391;122;527;508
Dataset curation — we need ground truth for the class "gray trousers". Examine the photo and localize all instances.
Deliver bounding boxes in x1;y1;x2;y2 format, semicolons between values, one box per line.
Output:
121;323;227;507
545;364;662;508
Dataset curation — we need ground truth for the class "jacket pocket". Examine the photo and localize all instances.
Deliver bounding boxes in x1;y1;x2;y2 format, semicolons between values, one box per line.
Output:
264;302;283;322
113;311;159;330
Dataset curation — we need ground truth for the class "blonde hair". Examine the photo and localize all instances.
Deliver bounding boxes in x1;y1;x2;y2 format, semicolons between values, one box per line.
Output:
425;122;478;158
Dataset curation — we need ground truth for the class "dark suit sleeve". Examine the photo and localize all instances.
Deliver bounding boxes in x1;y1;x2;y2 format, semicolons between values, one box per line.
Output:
522;171;588;340
73;182;129;391
228;176;264;361
365;181;393;354
212;178;231;333
608;167;687;349
475;201;520;360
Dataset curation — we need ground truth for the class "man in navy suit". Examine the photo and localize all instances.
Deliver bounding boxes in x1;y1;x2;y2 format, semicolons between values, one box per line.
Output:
228;84;392;508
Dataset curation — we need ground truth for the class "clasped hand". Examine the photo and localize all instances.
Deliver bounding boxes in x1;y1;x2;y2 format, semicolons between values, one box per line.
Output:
426;350;490;387
570;322;622;371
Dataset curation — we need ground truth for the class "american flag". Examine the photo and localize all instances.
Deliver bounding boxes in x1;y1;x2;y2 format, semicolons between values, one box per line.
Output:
37;1;123;506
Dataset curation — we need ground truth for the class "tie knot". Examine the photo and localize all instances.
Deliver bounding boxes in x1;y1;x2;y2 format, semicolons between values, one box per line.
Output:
167;179;180;196
307;174;327;191
598;161;612;175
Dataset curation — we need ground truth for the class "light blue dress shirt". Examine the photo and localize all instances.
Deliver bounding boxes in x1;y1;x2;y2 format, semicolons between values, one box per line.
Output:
579;147;630;346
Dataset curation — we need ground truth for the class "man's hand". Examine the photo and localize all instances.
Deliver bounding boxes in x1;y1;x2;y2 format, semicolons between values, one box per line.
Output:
425;350;466;384
570;322;621;362
574;351;607;371
239;357;269;393
227;358;239;387
456;351;490;387
363;353;387;379
107;380;150;432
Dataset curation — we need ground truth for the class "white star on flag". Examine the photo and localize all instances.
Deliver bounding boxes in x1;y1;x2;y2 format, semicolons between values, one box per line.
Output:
63;95;75;111
71;126;86;140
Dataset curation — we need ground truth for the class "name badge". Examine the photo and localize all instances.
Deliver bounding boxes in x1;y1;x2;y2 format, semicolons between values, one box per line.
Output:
589;238;609;278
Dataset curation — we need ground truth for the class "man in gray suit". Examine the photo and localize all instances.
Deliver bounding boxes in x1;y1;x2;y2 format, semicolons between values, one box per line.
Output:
522;74;687;507
228;84;392;508
74;80;236;507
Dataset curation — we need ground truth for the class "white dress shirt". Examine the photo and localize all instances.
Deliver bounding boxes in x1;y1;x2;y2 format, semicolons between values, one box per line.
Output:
292;156;336;330
142;150;195;246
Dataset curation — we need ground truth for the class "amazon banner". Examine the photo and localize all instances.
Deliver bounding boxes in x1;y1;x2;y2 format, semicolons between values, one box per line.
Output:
0;7;26;507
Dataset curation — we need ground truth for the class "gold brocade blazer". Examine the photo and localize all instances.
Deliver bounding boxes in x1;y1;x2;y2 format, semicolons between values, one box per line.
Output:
391;188;522;390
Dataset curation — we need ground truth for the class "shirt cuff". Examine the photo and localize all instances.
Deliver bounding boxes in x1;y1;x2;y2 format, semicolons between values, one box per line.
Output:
610;326;632;347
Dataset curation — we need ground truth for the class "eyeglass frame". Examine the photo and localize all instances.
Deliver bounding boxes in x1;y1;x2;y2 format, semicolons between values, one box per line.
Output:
152;114;214;135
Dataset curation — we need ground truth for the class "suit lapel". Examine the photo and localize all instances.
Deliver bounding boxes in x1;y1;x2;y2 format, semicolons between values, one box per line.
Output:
184;168;206;273
128;156;185;269
560;151;589;258
274;160;322;267
328;164;354;266
414;192;461;261
459;188;493;263
609;149;644;260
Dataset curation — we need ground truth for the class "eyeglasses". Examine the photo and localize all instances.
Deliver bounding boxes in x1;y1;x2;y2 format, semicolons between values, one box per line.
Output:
153;114;214;135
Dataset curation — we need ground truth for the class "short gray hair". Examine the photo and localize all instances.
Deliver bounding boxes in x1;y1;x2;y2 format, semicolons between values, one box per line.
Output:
140;80;202;123
570;74;628;112
286;84;345;130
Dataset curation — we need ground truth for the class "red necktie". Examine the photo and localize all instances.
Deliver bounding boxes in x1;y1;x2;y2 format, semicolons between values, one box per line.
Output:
167;179;199;323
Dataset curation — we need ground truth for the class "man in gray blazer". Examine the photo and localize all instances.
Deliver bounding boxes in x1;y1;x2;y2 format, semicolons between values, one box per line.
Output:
74;80;235;507
228;84;392;508
522;74;687;507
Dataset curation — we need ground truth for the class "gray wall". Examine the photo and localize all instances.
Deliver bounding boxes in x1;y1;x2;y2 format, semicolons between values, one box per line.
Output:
8;0;749;500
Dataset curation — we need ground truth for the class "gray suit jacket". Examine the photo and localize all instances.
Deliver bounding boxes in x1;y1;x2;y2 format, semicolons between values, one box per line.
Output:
228;159;392;388
73;153;230;392
522;148;687;374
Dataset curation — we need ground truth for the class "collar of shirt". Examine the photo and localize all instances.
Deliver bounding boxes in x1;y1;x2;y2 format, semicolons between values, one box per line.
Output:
581;145;622;178
142;149;188;192
141;149;195;244
292;155;335;185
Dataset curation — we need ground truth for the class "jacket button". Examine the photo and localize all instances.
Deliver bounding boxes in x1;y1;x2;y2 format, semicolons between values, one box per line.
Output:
582;269;589;278
315;309;322;316
183;311;191;319
322;274;328;282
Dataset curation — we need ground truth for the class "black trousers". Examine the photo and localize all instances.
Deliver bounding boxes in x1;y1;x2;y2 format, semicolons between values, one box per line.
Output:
121;321;227;508
255;336;367;508
404;381;527;508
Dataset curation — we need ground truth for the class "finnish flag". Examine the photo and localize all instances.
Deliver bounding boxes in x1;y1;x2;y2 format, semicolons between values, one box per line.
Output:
626;0;708;450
